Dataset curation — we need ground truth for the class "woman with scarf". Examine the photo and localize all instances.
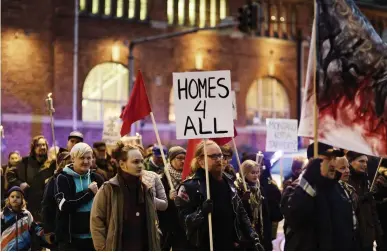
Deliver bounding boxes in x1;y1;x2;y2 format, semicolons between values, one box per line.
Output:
90;142;160;251
158;146;191;251
234;160;272;250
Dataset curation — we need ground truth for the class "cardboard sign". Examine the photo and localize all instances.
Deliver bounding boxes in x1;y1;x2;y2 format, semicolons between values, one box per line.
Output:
266;118;298;153
102;110;122;146
173;70;234;139
231;91;237;120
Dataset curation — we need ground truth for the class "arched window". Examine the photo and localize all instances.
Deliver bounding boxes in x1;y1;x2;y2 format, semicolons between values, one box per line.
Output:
245;77;290;125
169;88;175;122
82;63;129;122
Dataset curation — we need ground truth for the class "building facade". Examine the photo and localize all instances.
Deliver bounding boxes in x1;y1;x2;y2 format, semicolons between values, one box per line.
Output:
1;0;386;160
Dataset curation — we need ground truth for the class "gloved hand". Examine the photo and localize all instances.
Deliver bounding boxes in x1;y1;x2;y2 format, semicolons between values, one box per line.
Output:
302;158;323;186
202;199;213;215
242;191;251;201
360;191;374;203
253;238;264;251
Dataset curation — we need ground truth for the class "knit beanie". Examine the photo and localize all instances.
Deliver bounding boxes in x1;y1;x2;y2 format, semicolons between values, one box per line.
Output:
346;151;367;163
169;146;186;161
7;186;24;198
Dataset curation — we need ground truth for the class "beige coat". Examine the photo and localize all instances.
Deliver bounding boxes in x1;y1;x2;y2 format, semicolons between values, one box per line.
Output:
90;175;161;251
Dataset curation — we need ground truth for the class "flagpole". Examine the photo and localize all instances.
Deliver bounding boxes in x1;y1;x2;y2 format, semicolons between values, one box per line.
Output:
203;138;214;251
149;112;174;191
370;157;383;192
232;138;247;191
313;1;319;158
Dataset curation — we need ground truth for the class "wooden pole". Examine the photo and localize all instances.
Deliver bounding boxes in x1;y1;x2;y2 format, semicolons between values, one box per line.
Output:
370;157;383;192
149;112;174;191
203;139;214;251
232;138;247;191
312;2;319;158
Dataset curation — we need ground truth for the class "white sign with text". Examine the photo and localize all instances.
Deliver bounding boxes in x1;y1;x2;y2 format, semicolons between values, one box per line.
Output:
266;118;298;153
173;70;234;139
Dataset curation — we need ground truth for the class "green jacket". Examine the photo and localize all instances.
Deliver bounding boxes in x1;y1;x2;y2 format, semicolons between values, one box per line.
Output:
90;174;161;251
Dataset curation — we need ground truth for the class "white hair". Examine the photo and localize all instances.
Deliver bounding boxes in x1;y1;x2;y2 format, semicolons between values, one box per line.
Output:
70;142;93;159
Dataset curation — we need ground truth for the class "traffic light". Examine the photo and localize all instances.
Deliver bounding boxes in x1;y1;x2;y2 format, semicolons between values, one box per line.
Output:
237;2;258;34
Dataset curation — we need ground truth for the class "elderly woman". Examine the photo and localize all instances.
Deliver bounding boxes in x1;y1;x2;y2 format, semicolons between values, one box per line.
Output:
54;142;104;251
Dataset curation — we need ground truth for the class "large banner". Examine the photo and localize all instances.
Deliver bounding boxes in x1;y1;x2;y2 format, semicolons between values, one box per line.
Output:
299;0;387;156
173;70;234;140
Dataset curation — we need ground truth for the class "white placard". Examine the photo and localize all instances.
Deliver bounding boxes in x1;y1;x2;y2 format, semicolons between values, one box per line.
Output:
266;118;298;153
231;91;237;120
102;110;122;146
173;70;234;139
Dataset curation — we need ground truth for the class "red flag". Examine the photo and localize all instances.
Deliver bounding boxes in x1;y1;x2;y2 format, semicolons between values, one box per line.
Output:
182;139;201;180
120;70;152;137
181;127;238;180
211;126;238;146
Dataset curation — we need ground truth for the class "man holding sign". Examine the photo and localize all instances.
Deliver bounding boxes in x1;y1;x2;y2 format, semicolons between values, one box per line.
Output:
173;70;263;251
175;140;264;251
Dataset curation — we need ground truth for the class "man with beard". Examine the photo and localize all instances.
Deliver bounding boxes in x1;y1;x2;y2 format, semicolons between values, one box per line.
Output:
175;140;263;251
8;136;51;223
346;151;383;250
281;143;360;250
93;141;117;180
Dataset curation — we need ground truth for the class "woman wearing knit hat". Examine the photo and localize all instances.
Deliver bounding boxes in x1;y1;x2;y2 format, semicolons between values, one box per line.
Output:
346;151;383;250
158;146;192;251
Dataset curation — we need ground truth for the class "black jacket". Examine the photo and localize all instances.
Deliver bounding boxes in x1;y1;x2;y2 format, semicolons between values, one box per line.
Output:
175;168;263;251
54;168;104;244
8;156;53;222
281;175;359;251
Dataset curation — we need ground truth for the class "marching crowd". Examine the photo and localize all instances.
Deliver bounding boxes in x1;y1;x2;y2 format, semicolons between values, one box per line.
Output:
1;131;387;251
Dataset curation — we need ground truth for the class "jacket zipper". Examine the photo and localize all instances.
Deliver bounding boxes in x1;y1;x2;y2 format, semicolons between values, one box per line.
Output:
231;193;242;241
15;214;19;251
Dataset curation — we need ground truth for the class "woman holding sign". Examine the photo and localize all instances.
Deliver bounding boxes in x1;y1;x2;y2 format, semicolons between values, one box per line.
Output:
175;140;263;251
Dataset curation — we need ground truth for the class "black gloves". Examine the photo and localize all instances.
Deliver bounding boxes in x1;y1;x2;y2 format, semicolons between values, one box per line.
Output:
253;238;265;251
202;199;213;215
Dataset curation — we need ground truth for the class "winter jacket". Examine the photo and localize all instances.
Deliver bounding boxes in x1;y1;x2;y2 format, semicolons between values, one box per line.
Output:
175;168;263;251
90;175;161;251
1;207;53;251
348;168;383;249
234;175;273;250
373;174;387;250
158;169;191;250
54;165;104;244
8;156;53;222
281;174;360;250
142;170;168;211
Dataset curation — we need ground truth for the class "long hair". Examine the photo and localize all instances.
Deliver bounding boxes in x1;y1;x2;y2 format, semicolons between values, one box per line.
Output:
29;135;48;157
240;160;259;177
190;140;217;173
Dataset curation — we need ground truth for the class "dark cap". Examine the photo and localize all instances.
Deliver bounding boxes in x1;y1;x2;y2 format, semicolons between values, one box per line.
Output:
93;141;106;149
346;151;367;163
7;186;24;197
307;142;344;159
152;145;168;157
68;131;84;142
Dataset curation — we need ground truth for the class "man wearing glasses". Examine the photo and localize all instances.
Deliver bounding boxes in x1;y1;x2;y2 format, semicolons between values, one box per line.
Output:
175;140;263;251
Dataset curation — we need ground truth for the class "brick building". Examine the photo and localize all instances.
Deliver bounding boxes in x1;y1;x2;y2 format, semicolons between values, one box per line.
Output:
1;0;386;161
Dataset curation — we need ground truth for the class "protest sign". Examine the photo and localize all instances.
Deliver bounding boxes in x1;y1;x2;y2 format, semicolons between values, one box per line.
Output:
173;70;234;139
231;91;237;120
102;110;122;146
266;118;298;153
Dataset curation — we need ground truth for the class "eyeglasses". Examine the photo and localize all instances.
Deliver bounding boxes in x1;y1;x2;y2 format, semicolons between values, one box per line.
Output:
207;154;224;160
175;157;185;161
223;155;232;161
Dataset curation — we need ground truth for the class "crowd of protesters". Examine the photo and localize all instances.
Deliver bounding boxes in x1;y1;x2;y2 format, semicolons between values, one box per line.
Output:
1;131;387;251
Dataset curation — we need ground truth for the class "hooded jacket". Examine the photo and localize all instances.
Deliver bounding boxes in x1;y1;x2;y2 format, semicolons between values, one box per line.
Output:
54;164;104;243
